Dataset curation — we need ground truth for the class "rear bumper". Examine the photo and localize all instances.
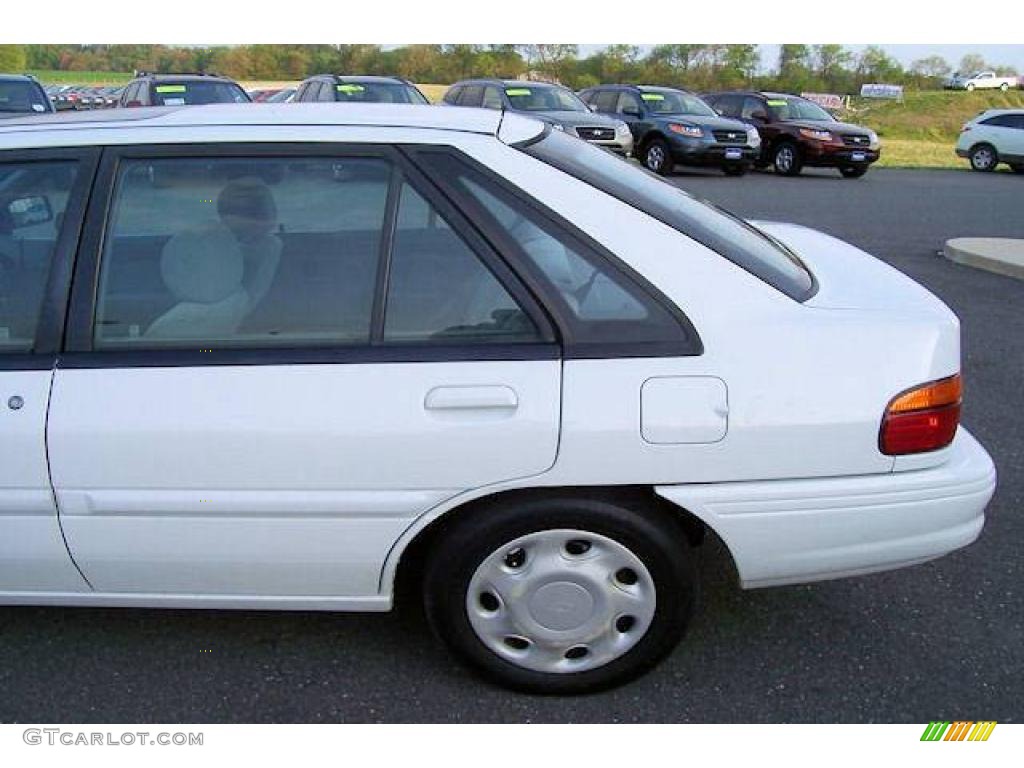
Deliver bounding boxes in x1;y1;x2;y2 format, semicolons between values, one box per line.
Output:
656;428;996;589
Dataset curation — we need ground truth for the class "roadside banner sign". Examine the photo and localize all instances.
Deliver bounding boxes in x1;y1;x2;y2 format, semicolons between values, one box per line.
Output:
801;93;844;109
860;84;903;99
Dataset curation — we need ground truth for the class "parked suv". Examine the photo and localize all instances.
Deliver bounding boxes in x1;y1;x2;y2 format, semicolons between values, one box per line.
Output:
0;105;994;694
956;109;1024;172
119;73;250;108
0;74;54;118
579;85;759;176
703;91;880;178
293;75;429;105
444;79;632;155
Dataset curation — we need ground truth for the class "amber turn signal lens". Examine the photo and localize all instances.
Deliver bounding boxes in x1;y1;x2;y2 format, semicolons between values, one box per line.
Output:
886;374;962;414
880;374;962;456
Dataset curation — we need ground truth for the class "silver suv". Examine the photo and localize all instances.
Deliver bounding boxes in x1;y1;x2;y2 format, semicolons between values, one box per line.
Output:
443;79;633;156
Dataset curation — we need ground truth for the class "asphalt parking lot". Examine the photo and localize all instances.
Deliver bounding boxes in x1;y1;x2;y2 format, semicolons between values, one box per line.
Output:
1;167;1021;724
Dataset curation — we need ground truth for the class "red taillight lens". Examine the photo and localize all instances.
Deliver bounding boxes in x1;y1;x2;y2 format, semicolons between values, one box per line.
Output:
880;374;962;455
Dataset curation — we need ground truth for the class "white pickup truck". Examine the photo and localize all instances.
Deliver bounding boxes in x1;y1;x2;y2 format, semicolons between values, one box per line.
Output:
946;71;1019;91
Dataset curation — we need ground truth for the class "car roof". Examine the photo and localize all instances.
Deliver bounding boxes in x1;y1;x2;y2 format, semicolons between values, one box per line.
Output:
0;103;514;142
311;75;408;84
0;74;36;82
136;74;237;83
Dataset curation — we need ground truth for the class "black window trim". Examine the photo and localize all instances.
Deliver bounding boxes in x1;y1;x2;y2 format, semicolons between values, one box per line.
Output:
0;146;100;370
402;145;703;359
61;141;559;369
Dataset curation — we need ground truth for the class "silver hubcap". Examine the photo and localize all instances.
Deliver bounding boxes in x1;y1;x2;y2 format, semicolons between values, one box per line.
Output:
646;145;665;171
974;148;994;169
776;146;793;171
466;529;657;674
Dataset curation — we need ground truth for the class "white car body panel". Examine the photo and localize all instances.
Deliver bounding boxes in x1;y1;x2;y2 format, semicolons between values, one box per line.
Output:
0;371;90;592
48;361;560;595
0;105;998;609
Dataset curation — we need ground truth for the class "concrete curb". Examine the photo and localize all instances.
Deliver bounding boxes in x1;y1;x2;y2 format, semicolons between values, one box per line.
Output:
944;238;1024;281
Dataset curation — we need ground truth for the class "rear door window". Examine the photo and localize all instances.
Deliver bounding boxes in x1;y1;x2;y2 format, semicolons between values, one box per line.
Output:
593;91;619;114
89;150;545;352
0;159;80;352
457;85;484;107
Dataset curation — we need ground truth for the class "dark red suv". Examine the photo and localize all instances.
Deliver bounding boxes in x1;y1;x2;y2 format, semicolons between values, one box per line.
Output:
702;91;881;178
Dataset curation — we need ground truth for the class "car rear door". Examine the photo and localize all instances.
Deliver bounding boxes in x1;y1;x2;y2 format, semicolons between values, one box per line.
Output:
47;142;562;600
0;148;96;593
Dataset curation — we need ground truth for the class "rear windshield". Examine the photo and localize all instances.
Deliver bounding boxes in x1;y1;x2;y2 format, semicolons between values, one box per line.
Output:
0;81;49;115
151;81;251;106
520;129;815;301
334;82;429;104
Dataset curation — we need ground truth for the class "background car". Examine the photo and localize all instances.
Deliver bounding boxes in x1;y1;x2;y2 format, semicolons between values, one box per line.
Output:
579;84;759;176
119;72;251;107
0;74;54;118
293;75;429;105
444;79;633;156
956;109;1024;172
945;71;1019;91
703;91;880;178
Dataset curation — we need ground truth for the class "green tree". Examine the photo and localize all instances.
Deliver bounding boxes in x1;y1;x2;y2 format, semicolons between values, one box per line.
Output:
856;45;903;84
958;53;986;74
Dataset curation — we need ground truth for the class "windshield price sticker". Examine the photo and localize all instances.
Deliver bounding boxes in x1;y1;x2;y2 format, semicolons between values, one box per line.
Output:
641;93;665;101
505;88;532;96
155;85;187;94
336;84;366;93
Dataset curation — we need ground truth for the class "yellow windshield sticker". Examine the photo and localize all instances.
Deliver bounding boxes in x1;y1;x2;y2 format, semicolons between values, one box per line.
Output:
766;99;788;106
505;88;532;96
640;93;665;101
155;85;187;93
336;84;366;93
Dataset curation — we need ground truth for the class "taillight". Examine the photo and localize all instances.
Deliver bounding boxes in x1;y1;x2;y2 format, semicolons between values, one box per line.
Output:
879;374;962;455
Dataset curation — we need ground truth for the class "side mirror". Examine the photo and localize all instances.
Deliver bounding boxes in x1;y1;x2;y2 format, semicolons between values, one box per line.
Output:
7;195;53;229
622;107;642;118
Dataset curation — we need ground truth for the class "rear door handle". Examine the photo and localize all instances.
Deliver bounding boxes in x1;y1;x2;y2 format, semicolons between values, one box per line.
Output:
424;385;519;411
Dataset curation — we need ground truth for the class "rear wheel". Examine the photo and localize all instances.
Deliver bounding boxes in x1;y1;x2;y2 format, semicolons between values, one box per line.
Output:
969;144;998;172
423;494;697;694
773;141;803;176
839;166;868;178
642;138;674;176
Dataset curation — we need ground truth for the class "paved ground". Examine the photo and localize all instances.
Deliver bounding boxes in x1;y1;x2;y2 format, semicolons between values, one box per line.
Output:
1;167;1021;724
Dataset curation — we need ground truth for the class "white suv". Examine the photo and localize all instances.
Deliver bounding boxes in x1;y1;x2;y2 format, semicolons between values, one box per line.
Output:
0;104;996;693
956;109;1024;172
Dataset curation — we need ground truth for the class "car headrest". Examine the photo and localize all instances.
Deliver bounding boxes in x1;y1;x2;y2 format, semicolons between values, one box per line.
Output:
160;226;244;304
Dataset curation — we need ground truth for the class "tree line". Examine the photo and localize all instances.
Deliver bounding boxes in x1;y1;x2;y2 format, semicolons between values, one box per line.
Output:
1;44;1018;92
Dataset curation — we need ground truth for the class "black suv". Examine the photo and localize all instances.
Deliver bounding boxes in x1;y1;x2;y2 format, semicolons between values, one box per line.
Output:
293;75;429;105
702;91;880;177
0;74;54;119
444;79;633;155
119;73;251;108
579;84;759;175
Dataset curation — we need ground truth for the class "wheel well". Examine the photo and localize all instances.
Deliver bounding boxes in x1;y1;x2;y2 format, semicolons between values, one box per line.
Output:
970;142;997;154
392;486;707;609
638;131;667;154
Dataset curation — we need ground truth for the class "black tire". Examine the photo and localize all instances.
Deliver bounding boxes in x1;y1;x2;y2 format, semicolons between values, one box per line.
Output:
969;143;998;172
423;492;697;694
839;166;868;179
722;164;748;177
773;141;803;176
642;138;674;176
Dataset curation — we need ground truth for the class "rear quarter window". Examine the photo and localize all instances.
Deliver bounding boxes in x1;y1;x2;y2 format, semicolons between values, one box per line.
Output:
520;129;816;301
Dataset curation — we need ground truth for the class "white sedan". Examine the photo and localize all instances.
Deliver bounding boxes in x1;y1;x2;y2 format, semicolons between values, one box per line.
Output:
0;104;996;693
